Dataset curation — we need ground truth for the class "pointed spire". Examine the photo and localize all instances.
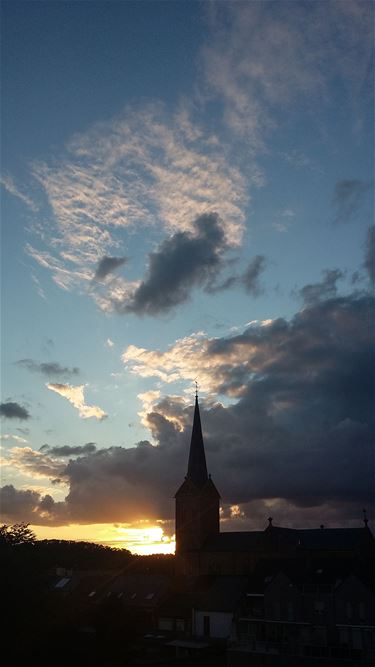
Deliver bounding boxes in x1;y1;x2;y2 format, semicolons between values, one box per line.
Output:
187;393;208;488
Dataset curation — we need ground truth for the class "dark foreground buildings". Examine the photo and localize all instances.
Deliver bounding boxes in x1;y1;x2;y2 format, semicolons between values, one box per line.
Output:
45;397;375;665
167;395;375;664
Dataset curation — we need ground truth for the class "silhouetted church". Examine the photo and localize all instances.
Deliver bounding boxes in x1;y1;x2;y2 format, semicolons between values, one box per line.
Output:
175;396;373;576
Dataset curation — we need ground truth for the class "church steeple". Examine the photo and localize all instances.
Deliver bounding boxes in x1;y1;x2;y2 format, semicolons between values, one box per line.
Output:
187;395;208;488
175;391;220;560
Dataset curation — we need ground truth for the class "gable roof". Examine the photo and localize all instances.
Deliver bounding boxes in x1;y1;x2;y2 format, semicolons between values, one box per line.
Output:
102;573;172;608
201;526;373;553
203;531;263;551
296;527;372;551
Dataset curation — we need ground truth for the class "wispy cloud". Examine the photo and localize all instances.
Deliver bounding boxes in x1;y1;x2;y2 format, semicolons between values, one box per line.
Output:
0;434;28;444
1;173;38;211
27;105;249;305
40;443;97;457
333;179;372;224
272;208;296;233
16;359;80;378
201;1;374;145
242;255;267;296
47;383;108;420
298;268;344;306
364;226;375;284
2;447;66;480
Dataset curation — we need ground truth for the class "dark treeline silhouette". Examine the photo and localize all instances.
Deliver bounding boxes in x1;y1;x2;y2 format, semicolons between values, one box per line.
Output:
1;522;132;570
0;523;176;665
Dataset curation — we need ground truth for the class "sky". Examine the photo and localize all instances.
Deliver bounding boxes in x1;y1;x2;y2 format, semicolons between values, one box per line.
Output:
1;0;374;555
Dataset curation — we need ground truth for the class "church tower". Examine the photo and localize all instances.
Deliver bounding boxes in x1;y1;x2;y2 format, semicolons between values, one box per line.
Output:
175;394;220;557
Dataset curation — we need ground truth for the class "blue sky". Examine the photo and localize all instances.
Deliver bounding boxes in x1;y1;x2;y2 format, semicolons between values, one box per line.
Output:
1;0;374;552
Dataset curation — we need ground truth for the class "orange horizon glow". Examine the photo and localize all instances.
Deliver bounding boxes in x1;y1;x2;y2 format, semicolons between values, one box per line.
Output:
31;523;176;555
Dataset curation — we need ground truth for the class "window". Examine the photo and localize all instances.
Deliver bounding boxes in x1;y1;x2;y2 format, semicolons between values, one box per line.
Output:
346;602;352;620
88;591;96;597
176;619;185;632
287;601;294;620
158;617;173;631
55;577;70;589
203;615;210;637
359;602;365;620
145;593;155;600
314;600;325;614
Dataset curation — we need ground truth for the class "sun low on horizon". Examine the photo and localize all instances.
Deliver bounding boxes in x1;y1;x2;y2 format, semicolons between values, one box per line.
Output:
31;523;176;556
1;0;374;549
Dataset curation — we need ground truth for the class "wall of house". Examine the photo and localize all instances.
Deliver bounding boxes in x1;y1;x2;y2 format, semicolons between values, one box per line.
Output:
335;575;375;626
194;610;234;639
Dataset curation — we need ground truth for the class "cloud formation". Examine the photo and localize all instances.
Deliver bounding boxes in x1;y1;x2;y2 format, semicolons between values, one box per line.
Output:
0;485;66;524
333;179;372;224
2;446;66;481
1;173;38;211
202;1;374;145
364;226;375;284
0;402;30;420
39;443;97;457
2;290;374;527
298;268;344;306
242;255;267;296
115;213;230;315
27;104;249;302
16;359;80;378
47;383;108;421
93;256;127;281
0;434;28;444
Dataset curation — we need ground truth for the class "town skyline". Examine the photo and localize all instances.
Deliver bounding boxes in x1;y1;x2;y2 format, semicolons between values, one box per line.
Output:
1;0;374;554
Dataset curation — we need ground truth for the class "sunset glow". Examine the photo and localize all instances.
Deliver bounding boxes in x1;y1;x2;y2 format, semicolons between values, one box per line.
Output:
1;0;374;543
32;523;176;555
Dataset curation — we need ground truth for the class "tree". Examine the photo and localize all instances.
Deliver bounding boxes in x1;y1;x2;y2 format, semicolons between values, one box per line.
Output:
0;522;36;546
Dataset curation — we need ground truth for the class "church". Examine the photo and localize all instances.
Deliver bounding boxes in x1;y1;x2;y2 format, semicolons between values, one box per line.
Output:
175;395;373;576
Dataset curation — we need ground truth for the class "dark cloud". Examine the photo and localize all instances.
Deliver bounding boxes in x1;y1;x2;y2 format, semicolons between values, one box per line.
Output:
2;291;374;528
242;255;267;296
364;225;375;284
16;359;80;378
0;485;65;524
40;443;97;457
0;402;30;420
117;213;229;315
94;256;128;281
333;179;372;224
298;268;343;305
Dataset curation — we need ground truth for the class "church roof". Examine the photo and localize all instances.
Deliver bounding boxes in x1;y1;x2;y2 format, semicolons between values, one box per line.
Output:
186;395;208;488
201;526;372;553
295;527;371;550
203;531;263;551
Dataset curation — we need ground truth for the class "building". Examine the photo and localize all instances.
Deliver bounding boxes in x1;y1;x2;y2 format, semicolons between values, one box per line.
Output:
174;395;374;578
172;396;375;664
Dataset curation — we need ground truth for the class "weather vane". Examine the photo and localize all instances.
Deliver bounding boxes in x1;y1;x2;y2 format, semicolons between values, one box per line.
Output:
194;379;199;398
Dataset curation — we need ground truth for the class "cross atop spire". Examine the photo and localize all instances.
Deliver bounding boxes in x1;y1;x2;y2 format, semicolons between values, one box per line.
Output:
187;393;208;488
